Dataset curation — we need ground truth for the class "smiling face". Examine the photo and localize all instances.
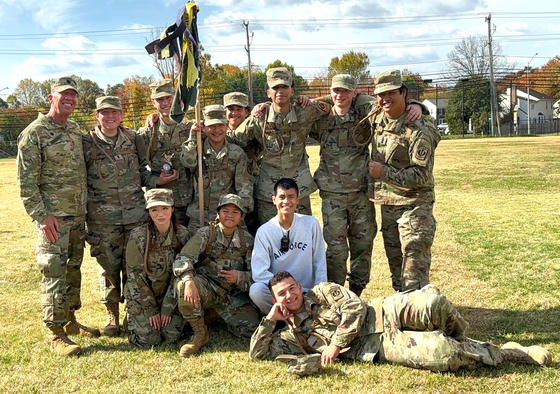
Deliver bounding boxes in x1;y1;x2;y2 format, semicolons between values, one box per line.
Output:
204;123;227;147
148;205;173;232
217;203;243;230
267;84;294;107
271;276;304;313
95;109;123;134
152;95;173;116
271;186;300;216
376;88;407;117
330;87;357;113
48;89;78;117
226;105;249;130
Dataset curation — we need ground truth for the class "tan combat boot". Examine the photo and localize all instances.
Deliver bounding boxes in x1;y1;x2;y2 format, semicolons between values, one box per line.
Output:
500;342;552;366
65;311;101;338
179;318;209;357
103;302;120;337
50;326;81;356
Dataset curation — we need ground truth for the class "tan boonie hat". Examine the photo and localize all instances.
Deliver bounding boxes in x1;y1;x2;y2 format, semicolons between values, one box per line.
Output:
145;188;174;209
223;92;249;108
95;96;122;111
331;74;357;91
217;193;244;214
266;67;292;88
203;104;227;126
52;77;79;94
149;79;174;99
374;69;403;95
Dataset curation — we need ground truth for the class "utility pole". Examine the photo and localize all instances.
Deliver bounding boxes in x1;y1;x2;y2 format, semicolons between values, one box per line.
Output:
486;13;500;137
243;20;254;107
527;52;538;135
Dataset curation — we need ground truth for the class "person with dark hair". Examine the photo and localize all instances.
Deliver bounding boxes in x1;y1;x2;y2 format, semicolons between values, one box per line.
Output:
174;194;259;357
137;79;193;227
124;188;188;347
181;104;253;235
368;69;441;292
83;96;147;337
249;271;552;376
228;67;331;226
249;178;327;313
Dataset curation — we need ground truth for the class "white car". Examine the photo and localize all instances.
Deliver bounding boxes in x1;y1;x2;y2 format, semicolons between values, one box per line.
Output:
437;123;449;135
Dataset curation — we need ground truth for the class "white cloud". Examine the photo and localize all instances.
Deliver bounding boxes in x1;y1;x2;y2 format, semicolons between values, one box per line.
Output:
14;35;140;78
394;24;459;39
546;23;560;32
497;21;529;35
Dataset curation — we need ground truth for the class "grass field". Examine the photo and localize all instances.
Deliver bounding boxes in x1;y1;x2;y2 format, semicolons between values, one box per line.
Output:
1;137;560;393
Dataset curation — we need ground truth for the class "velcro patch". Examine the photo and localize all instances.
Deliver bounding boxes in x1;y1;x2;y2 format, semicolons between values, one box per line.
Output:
414;140;431;164
316;101;330;113
330;287;344;301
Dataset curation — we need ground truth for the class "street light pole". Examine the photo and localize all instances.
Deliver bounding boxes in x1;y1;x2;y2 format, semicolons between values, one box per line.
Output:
527;52;538;135
459;78;469;137
0;87;8;93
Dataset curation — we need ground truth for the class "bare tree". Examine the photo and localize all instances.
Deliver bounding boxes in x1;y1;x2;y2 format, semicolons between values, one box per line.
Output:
146;28;176;84
445;36;514;82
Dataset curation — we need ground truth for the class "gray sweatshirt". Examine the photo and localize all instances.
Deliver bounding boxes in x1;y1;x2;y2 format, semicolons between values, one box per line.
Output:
251;213;327;291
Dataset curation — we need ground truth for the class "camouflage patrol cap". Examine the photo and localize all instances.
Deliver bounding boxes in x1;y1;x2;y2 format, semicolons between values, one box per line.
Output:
95;96;122;111
149;79;174;99
145;188;174;209
203;104;227;126
223;92;249;108
52;77;79;94
217;193;244;214
331;74;357;91
275;354;322;377
266;67;293;88
374;69;403;95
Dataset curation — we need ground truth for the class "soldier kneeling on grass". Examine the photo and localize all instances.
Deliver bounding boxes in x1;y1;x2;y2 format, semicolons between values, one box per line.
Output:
174;194;260;357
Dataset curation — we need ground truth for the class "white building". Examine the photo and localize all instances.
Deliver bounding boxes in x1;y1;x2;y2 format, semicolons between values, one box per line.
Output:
421;98;447;125
502;87;555;125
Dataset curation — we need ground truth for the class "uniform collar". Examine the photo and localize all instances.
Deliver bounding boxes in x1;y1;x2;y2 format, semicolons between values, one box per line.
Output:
267;104;298;124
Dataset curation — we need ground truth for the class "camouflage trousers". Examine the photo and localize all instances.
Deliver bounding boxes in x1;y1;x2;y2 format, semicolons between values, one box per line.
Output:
176;276;260;338
256;196;312;227
380;204;436;292
87;222;140;304
320;190;376;289
175;205;190;228
36;215;85;328
376;285;502;371
125;299;185;348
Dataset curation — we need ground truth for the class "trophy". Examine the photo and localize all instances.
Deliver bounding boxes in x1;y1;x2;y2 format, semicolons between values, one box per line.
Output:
162;152;175;176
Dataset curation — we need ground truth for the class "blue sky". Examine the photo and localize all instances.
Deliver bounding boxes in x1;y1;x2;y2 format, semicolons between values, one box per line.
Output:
0;0;559;98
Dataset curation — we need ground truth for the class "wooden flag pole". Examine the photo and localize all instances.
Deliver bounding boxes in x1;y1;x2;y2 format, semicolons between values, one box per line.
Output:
195;102;204;227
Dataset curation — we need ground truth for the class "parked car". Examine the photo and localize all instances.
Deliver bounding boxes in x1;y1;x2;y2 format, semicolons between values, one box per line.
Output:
437;123;449;135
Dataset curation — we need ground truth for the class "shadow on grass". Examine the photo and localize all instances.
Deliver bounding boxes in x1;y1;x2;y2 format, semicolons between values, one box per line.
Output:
456;305;560;346
80;322;250;355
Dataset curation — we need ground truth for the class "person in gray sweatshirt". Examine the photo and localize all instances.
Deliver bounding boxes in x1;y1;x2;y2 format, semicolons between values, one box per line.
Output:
249;178;327;313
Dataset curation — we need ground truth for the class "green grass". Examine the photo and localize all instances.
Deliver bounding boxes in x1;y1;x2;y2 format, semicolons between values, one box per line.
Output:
1;138;560;393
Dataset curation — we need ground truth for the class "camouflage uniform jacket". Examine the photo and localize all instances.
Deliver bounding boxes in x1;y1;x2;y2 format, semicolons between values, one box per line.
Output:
173;222;254;296
229;102;331;200
83;126;147;225
137;119;193;207
125;223;189;317
249;282;384;360
17;113;87;223
181;137;253;214
227;126;262;179
370;112;441;206
312;94;377;193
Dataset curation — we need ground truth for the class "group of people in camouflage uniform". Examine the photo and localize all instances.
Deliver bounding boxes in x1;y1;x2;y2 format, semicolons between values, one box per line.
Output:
17;68;552;373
